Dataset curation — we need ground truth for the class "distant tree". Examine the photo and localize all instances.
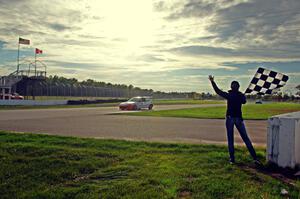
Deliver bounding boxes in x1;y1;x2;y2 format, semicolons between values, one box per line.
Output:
296;85;300;95
128;85;134;90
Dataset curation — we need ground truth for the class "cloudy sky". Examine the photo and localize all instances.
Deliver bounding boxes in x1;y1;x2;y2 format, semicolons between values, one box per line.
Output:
0;0;299;93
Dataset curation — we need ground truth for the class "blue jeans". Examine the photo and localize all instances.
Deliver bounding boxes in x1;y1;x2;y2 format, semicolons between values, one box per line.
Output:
226;117;257;162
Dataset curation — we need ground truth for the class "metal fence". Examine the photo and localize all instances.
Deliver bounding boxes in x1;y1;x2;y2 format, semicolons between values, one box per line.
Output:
18;82;188;99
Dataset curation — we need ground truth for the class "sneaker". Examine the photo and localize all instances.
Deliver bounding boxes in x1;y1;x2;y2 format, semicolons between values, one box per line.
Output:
229;159;235;164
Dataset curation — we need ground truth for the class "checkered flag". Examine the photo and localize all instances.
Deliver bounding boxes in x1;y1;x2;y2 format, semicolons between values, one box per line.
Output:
245;67;289;95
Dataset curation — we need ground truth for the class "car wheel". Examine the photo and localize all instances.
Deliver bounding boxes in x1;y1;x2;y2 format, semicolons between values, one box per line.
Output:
133;105;137;110
148;104;153;110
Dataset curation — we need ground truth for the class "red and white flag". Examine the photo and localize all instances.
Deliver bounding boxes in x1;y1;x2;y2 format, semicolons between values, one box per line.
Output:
19;37;30;45
35;48;43;54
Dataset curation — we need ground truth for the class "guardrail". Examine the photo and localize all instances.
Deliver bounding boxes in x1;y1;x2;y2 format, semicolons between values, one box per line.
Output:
0;100;68;106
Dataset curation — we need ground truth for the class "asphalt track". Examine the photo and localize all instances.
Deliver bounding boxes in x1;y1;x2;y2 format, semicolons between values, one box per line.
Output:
0;104;267;145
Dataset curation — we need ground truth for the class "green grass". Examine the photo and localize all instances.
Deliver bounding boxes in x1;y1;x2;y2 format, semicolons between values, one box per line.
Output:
126;103;300;120
153;99;225;105
0;131;299;198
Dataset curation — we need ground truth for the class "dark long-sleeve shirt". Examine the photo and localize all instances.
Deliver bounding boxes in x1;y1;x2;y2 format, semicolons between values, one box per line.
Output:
211;81;246;119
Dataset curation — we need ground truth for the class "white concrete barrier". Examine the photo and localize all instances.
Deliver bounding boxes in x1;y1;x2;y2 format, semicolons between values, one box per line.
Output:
0;100;68;106
267;111;300;168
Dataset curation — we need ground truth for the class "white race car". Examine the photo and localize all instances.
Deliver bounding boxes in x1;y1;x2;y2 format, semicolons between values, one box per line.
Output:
119;96;153;110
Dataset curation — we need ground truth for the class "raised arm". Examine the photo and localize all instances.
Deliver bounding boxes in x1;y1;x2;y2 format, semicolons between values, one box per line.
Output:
208;75;229;99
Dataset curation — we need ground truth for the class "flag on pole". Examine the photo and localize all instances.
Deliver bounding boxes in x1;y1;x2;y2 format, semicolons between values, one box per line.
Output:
19;37;30;45
245;67;289;95
35;48;43;54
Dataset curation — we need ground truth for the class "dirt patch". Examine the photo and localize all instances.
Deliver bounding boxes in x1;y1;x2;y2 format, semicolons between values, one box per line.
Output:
238;162;299;187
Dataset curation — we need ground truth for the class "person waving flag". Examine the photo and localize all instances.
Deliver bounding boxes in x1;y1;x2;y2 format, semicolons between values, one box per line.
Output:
208;75;262;166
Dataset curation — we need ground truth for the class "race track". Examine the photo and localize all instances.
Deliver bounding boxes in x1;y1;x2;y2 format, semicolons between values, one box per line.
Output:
0;104;267;145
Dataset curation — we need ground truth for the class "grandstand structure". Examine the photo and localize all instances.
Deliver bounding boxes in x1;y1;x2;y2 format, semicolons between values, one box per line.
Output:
0;60;47;100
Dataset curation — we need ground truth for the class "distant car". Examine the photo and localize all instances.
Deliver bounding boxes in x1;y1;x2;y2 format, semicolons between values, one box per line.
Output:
255;100;262;104
0;93;24;100
119;96;153;110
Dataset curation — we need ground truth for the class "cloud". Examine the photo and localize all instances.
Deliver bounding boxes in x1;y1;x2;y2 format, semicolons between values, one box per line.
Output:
0;0;299;92
0;40;7;48
208;0;300;45
156;0;300;58
170;44;300;59
171;45;234;56
136;54;167;62
46;60;99;69
166;1;216;20
154;0;245;20
47;23;75;32
0;0;85;40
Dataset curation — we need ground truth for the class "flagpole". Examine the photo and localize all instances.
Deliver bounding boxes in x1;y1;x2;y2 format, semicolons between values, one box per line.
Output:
17;37;20;73
35;49;37;76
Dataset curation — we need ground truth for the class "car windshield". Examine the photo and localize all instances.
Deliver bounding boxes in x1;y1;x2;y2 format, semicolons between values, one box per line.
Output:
128;97;141;102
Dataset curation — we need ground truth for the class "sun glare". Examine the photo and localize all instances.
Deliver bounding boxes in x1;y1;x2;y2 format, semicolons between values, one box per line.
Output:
86;0;157;51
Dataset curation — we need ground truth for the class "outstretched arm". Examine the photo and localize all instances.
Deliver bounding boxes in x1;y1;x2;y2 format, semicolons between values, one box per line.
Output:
208;75;229;99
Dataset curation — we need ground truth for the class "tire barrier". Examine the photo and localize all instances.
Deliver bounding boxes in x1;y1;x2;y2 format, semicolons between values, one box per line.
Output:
67;98;127;105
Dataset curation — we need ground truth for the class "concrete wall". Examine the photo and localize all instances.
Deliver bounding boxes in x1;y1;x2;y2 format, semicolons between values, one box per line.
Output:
267;111;300;169
0;100;68;106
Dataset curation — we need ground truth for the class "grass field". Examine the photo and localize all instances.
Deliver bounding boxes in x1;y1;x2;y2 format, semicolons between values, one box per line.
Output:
126;103;300;120
153;99;225;105
0;132;299;198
